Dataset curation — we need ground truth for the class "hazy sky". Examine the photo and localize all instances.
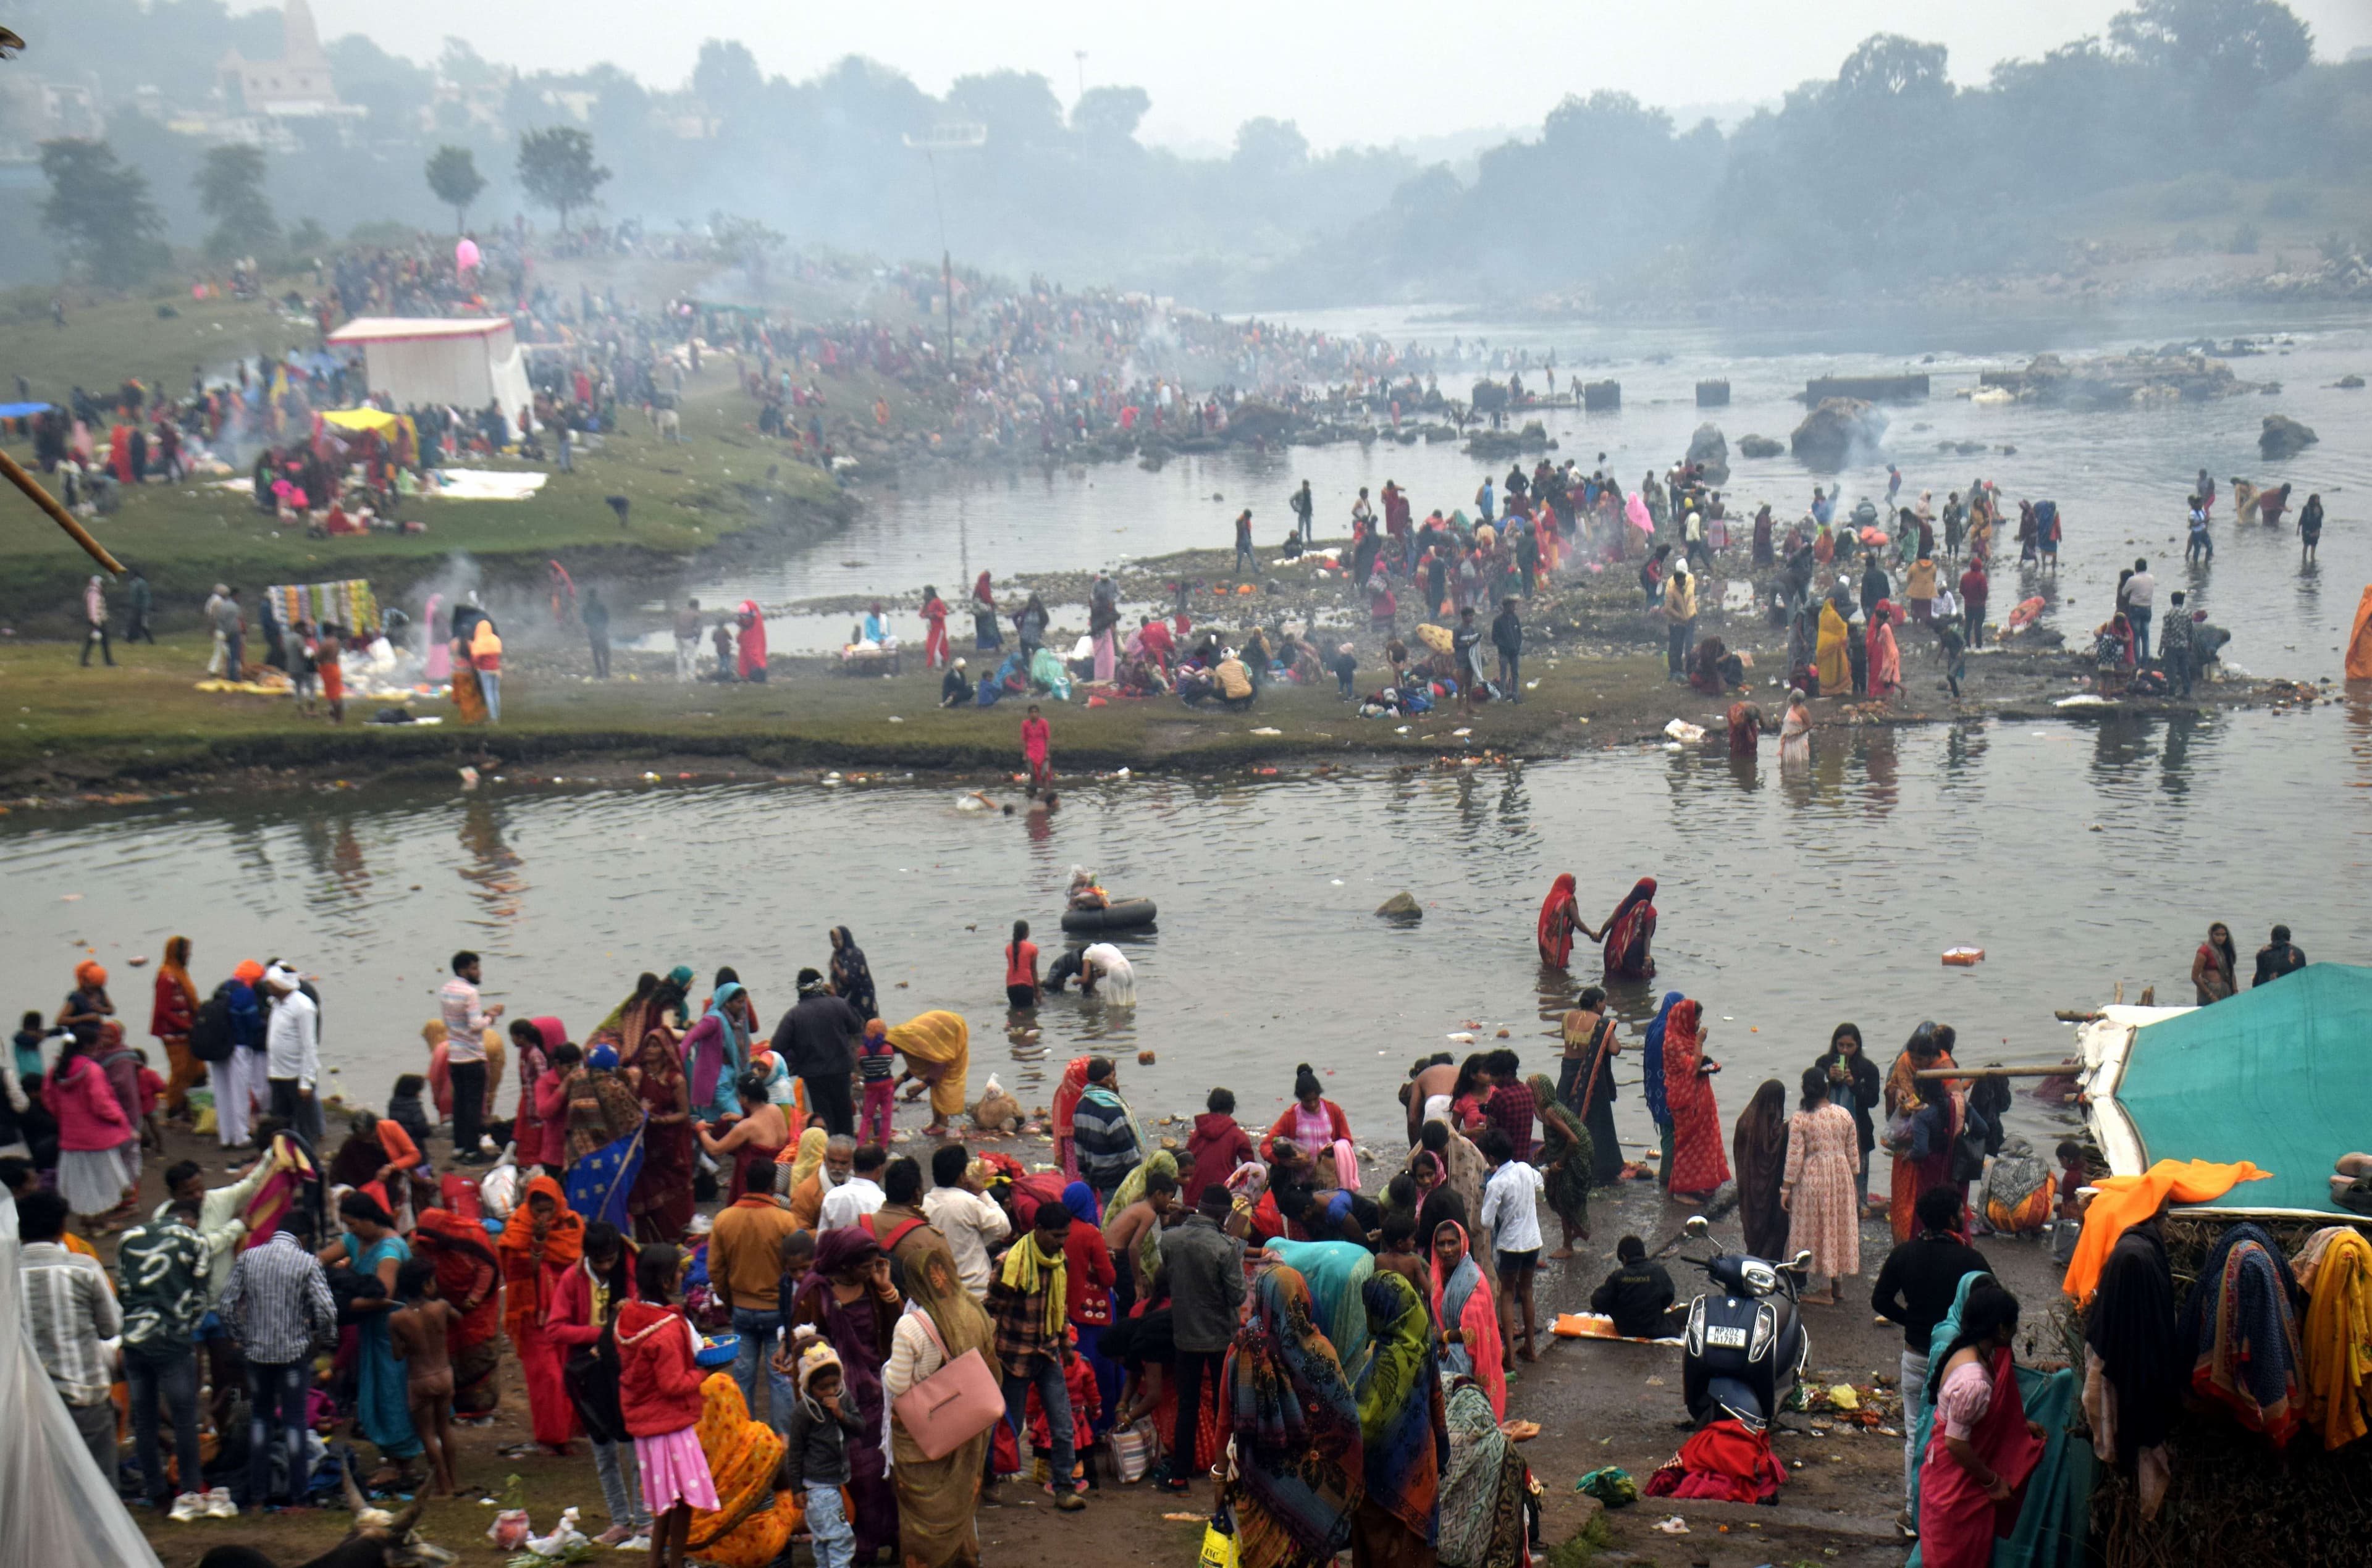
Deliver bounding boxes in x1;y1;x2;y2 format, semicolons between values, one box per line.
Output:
277;0;2372;150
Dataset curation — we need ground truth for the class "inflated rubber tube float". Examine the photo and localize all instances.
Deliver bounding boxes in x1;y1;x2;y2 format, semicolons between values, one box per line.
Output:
1061;898;1158;934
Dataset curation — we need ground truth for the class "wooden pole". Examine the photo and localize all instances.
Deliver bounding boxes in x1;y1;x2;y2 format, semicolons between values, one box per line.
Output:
1914;1063;2077;1081
0;447;123;575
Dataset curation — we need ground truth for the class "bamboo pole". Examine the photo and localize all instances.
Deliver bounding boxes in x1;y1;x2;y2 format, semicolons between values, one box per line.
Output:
0;447;123;575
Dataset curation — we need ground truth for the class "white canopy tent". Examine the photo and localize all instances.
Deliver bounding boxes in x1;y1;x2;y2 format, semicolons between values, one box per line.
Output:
326;317;534;417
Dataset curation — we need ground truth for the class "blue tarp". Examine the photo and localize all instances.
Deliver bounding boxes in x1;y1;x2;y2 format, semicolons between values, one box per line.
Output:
0;401;54;419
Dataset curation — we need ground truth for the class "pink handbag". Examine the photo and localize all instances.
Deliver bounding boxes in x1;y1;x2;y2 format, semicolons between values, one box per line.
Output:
892;1310;1006;1461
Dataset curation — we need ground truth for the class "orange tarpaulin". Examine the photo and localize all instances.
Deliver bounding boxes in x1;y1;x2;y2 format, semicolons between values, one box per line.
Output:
2347;586;2372;681
2062;1158;2271;1302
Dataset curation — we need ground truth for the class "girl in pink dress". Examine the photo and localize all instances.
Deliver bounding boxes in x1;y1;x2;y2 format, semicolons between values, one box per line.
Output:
1781;1067;1862;1304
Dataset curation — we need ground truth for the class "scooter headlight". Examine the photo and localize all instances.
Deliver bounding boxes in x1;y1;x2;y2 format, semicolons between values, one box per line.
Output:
1749;1302;1777;1362
1685;1296;1707;1356
1741;1260;1778;1294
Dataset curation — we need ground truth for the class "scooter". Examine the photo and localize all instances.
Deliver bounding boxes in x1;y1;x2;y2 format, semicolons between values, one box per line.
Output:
1674;1214;1813;1433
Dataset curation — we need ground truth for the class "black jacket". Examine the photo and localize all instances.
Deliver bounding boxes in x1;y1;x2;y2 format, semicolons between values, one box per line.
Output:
1871;1233;1993;1349
1591;1261;1676;1338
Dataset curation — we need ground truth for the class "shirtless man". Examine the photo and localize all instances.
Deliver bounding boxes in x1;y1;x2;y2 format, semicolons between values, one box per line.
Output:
1102;1168;1177;1306
389;1259;460;1496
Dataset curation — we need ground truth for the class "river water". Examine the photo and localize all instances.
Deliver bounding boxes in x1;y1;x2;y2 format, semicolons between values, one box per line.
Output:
11;302;2371;1161
7;702;2366;1156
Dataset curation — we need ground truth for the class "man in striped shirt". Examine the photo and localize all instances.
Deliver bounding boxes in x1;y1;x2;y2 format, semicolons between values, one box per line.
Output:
17;1188;122;1482
220;1214;337;1511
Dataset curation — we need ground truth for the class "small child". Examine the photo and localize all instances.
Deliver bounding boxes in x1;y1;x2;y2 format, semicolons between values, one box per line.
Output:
132;1047;167;1150
710;621;735;681
11;1010;46;1081
857;1019;896;1148
2052;1139;2088;1264
290;619;319;716
317;621;346;723
1021;703;1051;791
389;1258;460;1496
387;1073;434;1147
1476;1125;1546;1365
784;1330;860;1568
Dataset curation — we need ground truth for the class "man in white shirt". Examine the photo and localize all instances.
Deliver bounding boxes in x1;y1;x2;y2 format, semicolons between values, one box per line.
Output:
262;965;322;1146
818;1142;887;1232
2122;556;2155;658
922;1143;1010;1298
1476;1125;1546;1365
439;949;503;1162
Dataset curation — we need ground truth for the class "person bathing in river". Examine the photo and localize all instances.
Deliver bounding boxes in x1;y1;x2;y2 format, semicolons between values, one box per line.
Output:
1592;877;1658;981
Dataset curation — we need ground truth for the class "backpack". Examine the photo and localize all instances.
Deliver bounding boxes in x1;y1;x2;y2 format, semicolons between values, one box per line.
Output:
188;983;235;1063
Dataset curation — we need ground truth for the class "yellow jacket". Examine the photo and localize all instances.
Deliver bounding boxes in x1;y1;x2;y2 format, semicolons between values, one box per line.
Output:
1662;574;1697;622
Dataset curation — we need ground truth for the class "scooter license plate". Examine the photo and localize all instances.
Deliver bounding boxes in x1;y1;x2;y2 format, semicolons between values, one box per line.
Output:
1704;1325;1749;1349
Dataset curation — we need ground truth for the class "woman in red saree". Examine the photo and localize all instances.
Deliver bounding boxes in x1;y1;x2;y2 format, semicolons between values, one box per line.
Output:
1536;874;1588;969
412;1200;505;1416
734;600;768;682
1594;877;1657;981
498;1173;586;1453
628;991;696;1244
1916;1278;2044;1568
1660;1000;1731;1201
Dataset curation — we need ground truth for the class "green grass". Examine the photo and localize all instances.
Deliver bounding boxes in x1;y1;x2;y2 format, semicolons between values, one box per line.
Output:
0;629;1682;789
0;279;853;631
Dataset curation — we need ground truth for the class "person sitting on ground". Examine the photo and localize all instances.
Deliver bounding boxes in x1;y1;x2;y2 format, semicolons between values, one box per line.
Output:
940;658;973;708
1213;650;1254;710
1590;1235;1679;1338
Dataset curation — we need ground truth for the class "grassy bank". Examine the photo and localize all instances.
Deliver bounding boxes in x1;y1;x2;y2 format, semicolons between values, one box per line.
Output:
0;629;1692;794
0;288;847;634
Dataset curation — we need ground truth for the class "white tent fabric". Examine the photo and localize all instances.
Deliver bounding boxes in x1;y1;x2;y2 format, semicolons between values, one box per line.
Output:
329;318;534;417
0;1192;165;1568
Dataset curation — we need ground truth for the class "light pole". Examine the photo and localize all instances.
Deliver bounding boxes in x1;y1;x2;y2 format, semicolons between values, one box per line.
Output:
1074;51;1087;106
902;124;987;372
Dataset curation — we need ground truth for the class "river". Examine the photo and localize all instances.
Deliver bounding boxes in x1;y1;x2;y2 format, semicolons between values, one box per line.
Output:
7;700;2366;1157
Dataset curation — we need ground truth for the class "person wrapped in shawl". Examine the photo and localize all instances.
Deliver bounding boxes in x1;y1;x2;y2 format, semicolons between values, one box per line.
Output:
682;982;754;1125
1815;598;1851;695
885;1010;971;1139
1051;1057;1091;1181
1592;877;1657;981
1351;1271;1444;1568
1223;1265;1366;1568
1884;1026;1958;1245
500;1173;587;1452
1867;600;1904;701
413;1196;505;1415
886;1230;1002;1568
565;1044;648;1232
1732;1078;1791;1263
1267;1240;1376;1385
1436;1376;1528;1568
685;1372;801;1568
783;1227;899;1559
1429;1221;1507;1419
826;926;878;1022
1535;874;1585;969
1910;1275;2046;1568
2176;1221;2307;1448
1659;1000;1728;1201
1526;1072;1594;1258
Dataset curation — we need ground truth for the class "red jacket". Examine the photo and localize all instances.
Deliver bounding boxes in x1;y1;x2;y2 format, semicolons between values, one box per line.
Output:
47;1054;134;1152
1064;1221;1117;1325
545;1257;639;1349
1260;1101;1353;1160
533;1069;570;1167
1183;1113;1255;1207
615;1300;706;1436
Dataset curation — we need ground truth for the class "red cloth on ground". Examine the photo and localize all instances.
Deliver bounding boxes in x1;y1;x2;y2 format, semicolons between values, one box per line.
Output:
1643;1418;1786;1504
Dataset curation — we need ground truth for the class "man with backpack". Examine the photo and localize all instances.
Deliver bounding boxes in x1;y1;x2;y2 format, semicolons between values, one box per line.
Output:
190;959;269;1149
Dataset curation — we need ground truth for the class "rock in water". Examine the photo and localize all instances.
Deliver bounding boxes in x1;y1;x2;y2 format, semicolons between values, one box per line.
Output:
1376;891;1423;920
1738;434;1784;459
1686;423;1730;488
1791;398;1887;472
2260;413;2319;459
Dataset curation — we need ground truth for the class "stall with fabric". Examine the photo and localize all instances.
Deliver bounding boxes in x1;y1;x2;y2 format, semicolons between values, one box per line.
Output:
264;579;382;638
2071;967;2372;1566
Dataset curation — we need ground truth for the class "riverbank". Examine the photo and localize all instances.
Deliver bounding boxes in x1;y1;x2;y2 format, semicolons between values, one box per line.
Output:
0;600;2325;802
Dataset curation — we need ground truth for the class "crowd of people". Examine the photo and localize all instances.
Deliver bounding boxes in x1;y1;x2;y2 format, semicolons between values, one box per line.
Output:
7;869;2327;1566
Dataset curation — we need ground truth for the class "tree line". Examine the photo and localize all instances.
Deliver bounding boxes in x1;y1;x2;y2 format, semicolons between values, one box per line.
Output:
19;0;2370;305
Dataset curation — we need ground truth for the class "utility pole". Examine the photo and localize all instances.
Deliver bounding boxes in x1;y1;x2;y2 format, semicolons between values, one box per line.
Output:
902;124;987;374
1074;51;1087;106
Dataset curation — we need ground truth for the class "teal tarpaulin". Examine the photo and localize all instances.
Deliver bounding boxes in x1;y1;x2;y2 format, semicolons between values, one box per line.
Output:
2118;965;2372;1215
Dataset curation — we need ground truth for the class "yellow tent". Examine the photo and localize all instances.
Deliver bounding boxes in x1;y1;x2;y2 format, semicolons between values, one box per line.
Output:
322;406;416;444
